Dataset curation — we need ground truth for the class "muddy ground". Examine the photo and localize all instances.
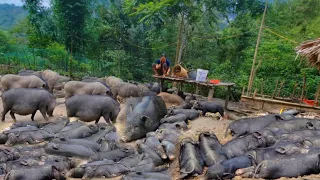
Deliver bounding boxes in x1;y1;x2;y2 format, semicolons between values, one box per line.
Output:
0;98;320;180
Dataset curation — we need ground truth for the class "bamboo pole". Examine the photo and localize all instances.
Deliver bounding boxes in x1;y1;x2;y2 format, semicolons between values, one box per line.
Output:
260;80;264;98
277;81;285;97
290;83;298;100
271;79;279;99
253;89;258;98
300;75;307;103
247;0;268;95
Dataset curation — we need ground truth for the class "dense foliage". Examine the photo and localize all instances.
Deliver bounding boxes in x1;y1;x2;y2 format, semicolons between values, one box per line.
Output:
0;0;320;99
0;4;27;30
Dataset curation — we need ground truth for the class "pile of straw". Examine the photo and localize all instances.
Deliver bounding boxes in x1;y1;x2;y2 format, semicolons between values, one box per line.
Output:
295;38;320;69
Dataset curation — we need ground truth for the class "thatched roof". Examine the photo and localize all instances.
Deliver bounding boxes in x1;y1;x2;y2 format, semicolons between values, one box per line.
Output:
295;38;320;69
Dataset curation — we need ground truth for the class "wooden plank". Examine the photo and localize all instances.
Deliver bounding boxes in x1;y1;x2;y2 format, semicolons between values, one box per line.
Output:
241;95;320;112
152;75;235;88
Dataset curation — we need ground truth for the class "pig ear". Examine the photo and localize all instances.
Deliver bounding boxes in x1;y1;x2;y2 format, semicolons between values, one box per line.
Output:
301;140;313;148
20;159;28;166
275;146;287;154
129;104;133;113
51;165;59;175
275;115;284;121
253;131;262;139
59;137;66;141
52;144;59;150
52;165;59;171
306;122;314;129
3;149;10;155
123;148;131;153
141;116;151;126
97;138;103;144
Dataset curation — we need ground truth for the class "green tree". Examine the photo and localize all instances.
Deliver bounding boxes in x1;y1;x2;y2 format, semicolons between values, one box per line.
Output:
52;0;89;53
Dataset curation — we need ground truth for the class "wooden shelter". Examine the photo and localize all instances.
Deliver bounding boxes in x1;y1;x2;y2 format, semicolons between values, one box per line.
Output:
295;38;320;69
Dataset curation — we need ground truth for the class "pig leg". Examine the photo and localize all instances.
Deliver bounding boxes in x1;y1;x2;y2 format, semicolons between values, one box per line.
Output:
39;107;48;121
31;111;37;121
103;114;112;125
95;119;100;124
218;108;224;120
9;111;17;122
235;166;255;178
202;110;207;116
1;108;9;121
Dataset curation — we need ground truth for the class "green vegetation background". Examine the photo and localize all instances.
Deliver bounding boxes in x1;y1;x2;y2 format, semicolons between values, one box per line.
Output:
0;0;319;100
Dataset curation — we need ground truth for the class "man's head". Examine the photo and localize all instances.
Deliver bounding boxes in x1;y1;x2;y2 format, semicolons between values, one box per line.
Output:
160;57;166;63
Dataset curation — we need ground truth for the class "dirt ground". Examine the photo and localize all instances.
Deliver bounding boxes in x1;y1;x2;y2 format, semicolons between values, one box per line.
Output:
0;98;320;180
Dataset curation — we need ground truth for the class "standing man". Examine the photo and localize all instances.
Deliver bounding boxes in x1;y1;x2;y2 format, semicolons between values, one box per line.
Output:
152;53;171;77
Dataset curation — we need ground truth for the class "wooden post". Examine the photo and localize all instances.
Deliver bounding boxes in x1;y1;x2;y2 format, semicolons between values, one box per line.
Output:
225;86;231;109
196;84;200;95
179;82;184;92
193;83;197;94
247;0;268;95
277;81;285;97
208;88;214;101
160;79;164;92
271;79;279;99
314;84;320;106
290;83;298;100
300;75;306;103
242;87;245;96
260;80;264;98
253;89;258;98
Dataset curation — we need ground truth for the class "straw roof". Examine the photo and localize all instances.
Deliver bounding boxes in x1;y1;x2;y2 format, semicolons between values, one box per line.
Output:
295;38;320;69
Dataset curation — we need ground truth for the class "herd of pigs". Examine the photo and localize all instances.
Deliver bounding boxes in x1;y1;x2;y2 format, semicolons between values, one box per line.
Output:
0;69;320;179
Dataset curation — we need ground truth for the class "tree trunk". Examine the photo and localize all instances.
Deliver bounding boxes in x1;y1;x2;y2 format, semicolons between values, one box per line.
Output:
175;15;183;65
177;28;187;65
175;13;188;65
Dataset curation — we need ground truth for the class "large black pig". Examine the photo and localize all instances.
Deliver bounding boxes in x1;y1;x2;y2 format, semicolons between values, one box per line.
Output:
265;118;320;134
66;95;120;124
179;138;204;178
2;88;56;121
224;114;295;138
123;96;167;142
199;132;226;166
252;153;320;179
221;130;276;159
4;165;66;180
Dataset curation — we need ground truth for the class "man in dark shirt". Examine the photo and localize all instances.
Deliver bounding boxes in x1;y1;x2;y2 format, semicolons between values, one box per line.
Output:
152;54;171;77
